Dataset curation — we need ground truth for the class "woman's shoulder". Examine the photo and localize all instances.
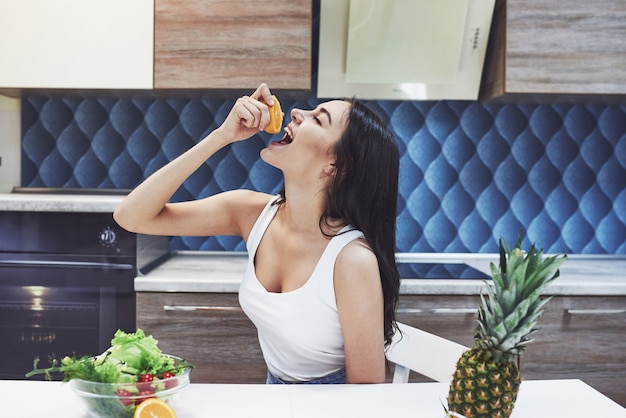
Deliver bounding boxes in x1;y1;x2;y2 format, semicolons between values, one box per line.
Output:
217;189;276;238
333;238;382;309
335;238;379;279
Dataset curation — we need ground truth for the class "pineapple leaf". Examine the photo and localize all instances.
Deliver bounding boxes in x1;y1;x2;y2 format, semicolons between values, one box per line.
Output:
491;321;510;342
503;298;531;333
522;256;566;298
473;234;566;360
500;287;517;316
526;289;553;310
525;243;539;274
528;296;554;317
489;267;506;299
488;292;505;324
509;311;544;345
498;238;508;276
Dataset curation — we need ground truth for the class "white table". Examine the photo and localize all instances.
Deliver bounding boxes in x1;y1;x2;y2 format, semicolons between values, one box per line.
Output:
11;379;625;418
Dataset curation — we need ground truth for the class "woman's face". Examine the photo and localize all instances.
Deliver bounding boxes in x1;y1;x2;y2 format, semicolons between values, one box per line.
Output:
260;100;351;178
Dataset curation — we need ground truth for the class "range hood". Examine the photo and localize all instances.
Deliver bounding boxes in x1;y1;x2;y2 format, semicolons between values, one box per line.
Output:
317;0;495;101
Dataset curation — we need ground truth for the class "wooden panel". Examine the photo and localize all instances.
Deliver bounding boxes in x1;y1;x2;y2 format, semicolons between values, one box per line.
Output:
136;292;267;383
521;296;626;407
481;0;626;101
154;0;312;90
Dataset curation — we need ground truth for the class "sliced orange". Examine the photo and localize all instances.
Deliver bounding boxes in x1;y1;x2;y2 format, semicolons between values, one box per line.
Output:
133;398;177;418
264;95;283;134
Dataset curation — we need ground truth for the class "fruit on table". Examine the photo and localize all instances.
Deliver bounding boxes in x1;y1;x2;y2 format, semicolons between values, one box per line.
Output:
133;398;177;418
446;235;567;418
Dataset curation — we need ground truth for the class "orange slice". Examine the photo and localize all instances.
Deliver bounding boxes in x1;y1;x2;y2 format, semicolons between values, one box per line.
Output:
264;95;283;134
133;398;177;418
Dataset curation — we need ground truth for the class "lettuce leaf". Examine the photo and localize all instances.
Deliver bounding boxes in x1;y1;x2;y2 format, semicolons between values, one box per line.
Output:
25;328;182;383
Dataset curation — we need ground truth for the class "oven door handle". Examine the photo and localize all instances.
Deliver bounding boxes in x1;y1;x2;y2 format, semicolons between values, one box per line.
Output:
0;260;134;270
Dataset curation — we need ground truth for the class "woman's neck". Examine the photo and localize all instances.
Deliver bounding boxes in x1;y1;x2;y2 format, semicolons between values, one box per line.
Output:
280;182;344;236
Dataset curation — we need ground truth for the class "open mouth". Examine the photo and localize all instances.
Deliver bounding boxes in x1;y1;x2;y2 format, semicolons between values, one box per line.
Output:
274;126;293;145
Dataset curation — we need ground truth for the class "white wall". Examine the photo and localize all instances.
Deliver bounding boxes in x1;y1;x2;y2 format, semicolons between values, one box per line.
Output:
0;95;21;192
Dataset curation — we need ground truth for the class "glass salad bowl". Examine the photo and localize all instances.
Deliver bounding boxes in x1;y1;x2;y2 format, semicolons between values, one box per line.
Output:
69;355;191;418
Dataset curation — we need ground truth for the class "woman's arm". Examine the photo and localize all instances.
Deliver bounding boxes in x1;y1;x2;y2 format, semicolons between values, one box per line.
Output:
113;83;276;238
334;240;386;383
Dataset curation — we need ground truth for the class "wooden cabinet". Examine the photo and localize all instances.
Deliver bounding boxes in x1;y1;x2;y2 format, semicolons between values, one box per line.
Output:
136;292;267;383
395;295;626;407
1;0;312;92
138;290;624;406
480;0;626;101
395;295;479;348
0;0;153;90
154;0;312;91
521;296;625;407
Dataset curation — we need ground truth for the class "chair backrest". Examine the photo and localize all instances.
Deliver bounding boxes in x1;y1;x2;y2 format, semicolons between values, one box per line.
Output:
386;322;468;383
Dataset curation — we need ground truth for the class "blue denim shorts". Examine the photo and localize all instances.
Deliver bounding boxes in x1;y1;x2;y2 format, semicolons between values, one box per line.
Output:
266;368;346;384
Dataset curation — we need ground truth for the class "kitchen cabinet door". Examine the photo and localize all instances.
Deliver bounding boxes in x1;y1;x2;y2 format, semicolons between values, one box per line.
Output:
154;0;312;91
0;0;153;90
481;0;626;102
136;292;267;383
520;296;626;407
394;294;626;407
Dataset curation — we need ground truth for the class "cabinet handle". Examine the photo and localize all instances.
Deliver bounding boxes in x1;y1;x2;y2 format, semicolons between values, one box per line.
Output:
397;308;477;314
163;305;242;312
565;309;625;315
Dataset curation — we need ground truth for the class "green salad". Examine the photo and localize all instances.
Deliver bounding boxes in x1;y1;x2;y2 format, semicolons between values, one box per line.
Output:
26;328;188;383
26;329;191;418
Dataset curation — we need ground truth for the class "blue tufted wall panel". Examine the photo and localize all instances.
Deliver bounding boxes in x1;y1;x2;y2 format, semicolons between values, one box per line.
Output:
21;96;626;254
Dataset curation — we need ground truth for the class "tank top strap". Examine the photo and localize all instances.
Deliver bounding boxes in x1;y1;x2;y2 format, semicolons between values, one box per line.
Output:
316;227;364;270
246;195;281;256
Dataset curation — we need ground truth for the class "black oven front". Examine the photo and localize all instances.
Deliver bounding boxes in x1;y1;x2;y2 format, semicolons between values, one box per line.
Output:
0;211;138;380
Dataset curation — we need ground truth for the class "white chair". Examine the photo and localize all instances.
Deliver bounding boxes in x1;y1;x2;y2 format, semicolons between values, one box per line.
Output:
386;322;468;383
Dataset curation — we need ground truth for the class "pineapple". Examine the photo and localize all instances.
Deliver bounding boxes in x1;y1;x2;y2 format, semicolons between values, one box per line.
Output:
446;236;567;418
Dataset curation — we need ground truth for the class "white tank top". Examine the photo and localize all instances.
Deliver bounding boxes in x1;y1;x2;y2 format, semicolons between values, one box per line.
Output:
238;196;364;382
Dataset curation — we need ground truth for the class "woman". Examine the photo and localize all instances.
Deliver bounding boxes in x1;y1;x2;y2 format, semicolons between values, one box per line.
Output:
114;83;400;384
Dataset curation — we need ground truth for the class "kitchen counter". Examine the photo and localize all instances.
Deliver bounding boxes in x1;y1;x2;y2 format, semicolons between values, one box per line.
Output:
3;379;624;418
135;251;626;296
2;192;624;296
0;192;125;212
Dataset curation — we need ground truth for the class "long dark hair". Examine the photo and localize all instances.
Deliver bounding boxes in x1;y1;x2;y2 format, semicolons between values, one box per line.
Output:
327;100;400;346
276;100;400;346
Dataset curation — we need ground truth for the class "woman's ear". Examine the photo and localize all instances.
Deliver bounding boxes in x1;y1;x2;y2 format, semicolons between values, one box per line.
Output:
323;161;337;176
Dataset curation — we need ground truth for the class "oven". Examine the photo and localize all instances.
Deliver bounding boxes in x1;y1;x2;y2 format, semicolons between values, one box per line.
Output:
0;209;167;380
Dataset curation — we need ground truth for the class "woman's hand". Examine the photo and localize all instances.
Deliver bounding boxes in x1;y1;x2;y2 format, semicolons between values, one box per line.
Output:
217;83;276;144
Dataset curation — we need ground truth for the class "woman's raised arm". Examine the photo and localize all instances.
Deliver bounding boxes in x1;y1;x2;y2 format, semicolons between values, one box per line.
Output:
113;83;276;238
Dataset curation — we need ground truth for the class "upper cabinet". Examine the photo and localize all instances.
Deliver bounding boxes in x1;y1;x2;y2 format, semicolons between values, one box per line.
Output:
0;0;153;90
1;0;311;93
480;0;626;102
153;0;312;91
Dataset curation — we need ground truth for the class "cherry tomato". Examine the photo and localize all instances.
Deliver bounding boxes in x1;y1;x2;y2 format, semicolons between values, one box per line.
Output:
137;373;155;391
135;390;156;405
161;371;176;379
161;371;177;389
116;389;134;407
139;373;155;382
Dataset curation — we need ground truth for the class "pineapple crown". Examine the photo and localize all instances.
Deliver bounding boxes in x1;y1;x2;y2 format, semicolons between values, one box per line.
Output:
475;234;567;362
